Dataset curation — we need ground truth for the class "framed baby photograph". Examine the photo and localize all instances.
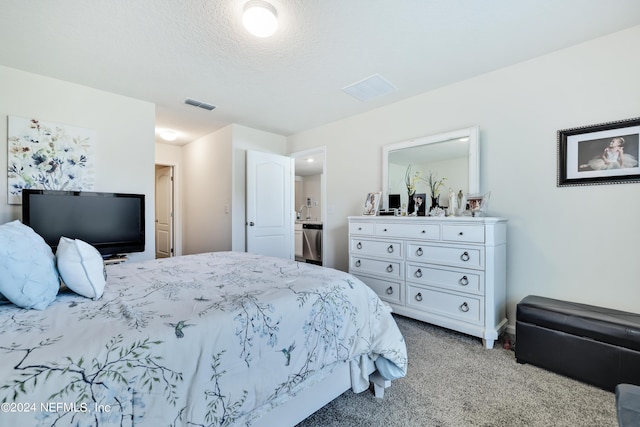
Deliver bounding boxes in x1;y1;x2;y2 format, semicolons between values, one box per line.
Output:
363;192;381;215
557;117;640;187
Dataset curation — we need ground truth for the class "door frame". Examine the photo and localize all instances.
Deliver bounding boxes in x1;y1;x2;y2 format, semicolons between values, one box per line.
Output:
154;162;182;257
290;146;327;264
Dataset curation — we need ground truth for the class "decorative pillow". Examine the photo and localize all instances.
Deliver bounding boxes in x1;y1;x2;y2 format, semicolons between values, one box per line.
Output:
56;237;106;300
0;220;59;309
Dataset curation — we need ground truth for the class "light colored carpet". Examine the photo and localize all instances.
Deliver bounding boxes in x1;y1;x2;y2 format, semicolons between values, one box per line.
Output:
297;315;617;427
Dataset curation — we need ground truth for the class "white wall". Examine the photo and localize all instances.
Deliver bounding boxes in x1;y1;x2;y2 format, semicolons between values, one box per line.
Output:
181;125;233;254
296;174;323;221
295;177;304;213
0;66;156;261
177;123;287;254
289;26;640;329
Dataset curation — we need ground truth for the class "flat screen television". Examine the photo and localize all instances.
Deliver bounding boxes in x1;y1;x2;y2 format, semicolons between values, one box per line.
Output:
21;189;145;257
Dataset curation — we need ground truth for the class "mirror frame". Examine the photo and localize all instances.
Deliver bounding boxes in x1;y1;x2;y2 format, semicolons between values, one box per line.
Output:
382;126;479;211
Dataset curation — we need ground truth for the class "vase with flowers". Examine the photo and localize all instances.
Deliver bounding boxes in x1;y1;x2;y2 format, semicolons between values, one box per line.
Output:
405;165;417;197
405;165;419;215
405;165;422;215
405;166;447;215
425;171;446;211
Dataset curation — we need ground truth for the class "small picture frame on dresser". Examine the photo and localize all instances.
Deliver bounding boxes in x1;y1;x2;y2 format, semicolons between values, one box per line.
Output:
363;192;381;215
467;192;490;216
408;193;426;216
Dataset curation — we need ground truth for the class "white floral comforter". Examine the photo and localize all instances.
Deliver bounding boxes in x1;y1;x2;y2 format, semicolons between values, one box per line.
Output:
0;252;407;426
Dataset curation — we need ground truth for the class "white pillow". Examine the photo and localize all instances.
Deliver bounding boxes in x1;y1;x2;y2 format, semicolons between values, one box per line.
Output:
56;237;106;300
0;220;59;309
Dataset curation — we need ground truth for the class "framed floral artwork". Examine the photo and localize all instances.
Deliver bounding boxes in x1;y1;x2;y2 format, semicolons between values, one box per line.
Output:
7;116;95;204
557;117;640;187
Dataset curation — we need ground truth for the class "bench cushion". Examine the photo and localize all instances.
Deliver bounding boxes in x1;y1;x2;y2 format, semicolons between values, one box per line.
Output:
517;295;640;352
616;384;640;427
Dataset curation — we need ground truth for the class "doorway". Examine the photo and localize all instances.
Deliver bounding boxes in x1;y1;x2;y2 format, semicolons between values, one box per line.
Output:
155;164;174;258
291;147;326;266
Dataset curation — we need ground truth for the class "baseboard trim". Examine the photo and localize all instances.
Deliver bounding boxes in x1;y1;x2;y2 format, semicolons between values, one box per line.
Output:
505;324;516;336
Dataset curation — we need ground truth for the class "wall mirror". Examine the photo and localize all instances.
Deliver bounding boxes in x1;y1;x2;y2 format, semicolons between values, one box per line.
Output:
382;126;479;211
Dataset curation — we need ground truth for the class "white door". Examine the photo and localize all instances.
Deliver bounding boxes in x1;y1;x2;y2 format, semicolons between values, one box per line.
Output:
246;150;294;259
155;165;173;258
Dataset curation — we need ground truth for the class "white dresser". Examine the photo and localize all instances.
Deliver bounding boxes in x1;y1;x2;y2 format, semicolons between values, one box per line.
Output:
348;215;507;349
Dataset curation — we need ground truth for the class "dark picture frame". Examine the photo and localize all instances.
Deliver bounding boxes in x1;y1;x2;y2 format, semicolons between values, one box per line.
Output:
557;117;640;187
408;193;426;216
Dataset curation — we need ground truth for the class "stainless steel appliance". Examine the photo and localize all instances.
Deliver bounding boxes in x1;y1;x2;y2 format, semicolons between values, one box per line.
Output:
302;223;322;265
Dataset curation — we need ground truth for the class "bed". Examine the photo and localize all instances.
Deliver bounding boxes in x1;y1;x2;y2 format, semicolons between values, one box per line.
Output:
0;249;408;426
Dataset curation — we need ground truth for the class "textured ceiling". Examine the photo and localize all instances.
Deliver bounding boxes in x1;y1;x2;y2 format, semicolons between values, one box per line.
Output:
1;0;640;145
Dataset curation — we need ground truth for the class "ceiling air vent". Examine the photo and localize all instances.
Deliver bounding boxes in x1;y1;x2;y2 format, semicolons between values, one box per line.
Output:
342;74;397;102
185;98;216;111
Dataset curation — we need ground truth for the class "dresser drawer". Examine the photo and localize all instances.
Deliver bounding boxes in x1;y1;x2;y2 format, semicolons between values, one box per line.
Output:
406;263;483;295
406;242;484;269
406;285;483;326
349;238;403;260
442;224;485;243
352;273;402;305
375;222;440;240
349;256;403;279
349;221;374;235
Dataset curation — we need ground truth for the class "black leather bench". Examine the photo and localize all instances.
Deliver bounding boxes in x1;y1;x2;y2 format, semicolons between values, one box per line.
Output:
515;295;640;392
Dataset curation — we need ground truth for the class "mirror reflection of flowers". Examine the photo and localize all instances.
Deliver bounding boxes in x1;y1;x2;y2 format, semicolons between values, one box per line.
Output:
405;165;422;196
425;171;446;199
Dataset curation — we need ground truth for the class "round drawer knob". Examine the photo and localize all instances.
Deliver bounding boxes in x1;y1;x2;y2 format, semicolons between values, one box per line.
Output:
386;286;394;295
459;302;470;312
383;228;388;232
421;230;426;234
415;292;423;302
415;269;422;278
387;245;394;253
386;264;394;273
459;276;469;286
459;232;464;236
416;247;423;256
356;242;362;249
460;251;470;262
355;260;361;267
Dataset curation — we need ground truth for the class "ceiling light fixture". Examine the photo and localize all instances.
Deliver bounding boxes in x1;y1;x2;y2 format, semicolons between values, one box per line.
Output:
159;129;177;142
242;0;278;38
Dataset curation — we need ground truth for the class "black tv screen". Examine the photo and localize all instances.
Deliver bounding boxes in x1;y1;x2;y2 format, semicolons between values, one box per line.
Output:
21;189;145;256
